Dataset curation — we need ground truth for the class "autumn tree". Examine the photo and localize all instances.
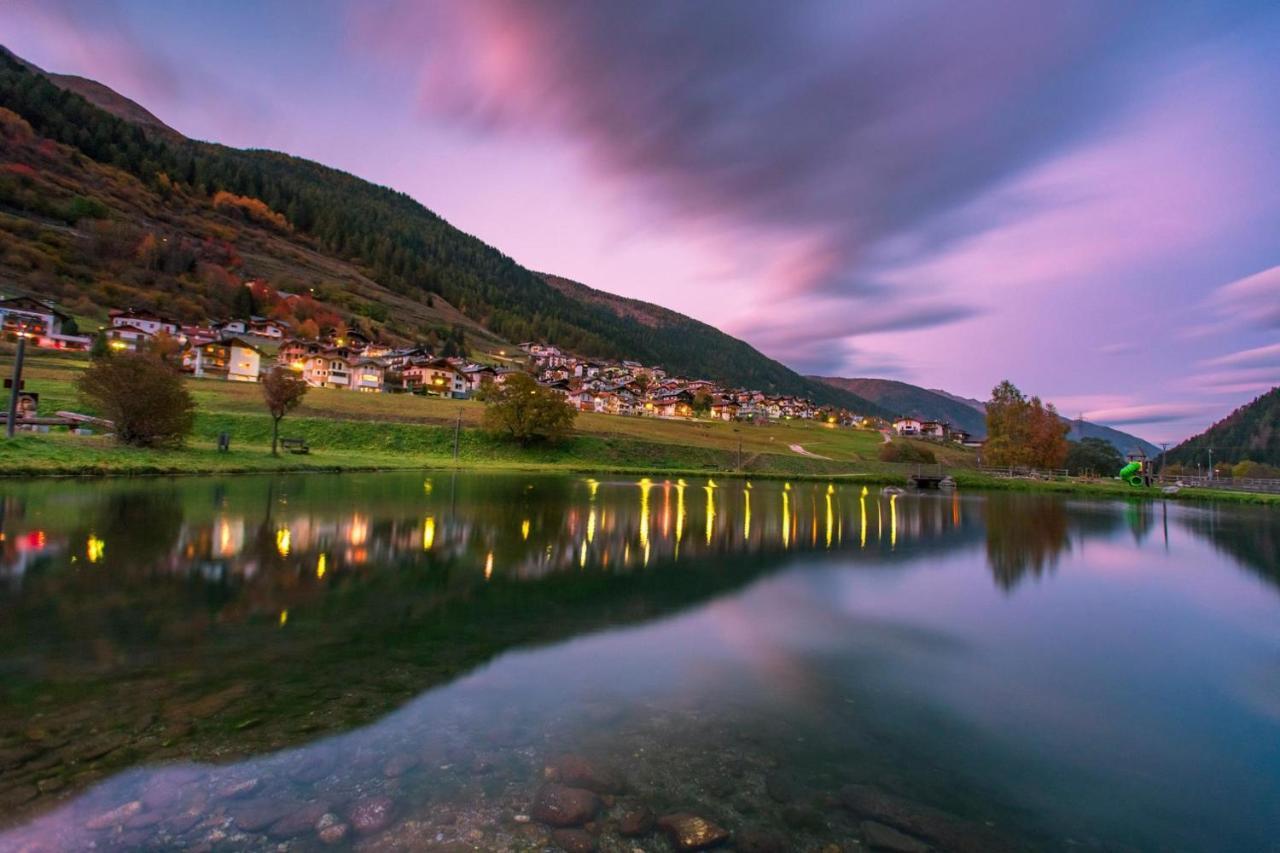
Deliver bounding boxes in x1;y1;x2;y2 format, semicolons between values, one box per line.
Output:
692;389;714;417
984;380;1068;469
478;372;576;445
76;352;195;447
262;366;308;455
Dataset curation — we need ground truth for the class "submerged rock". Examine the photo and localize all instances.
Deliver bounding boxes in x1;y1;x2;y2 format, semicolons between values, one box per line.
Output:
531;784;602;827
316;812;349;845
84;800;143;831
545;753;627;794
383;754;419;778
656;812;731;850
348;795;396;834
616;803;655;836
551;827;598;852
268;800;331;837
215;777;260;800
861;820;930;853
232;798;301;832
839;785;1017;853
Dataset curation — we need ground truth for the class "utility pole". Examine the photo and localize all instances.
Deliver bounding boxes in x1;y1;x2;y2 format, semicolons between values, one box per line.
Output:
5;326;28;439
452;409;462;462
1207;446;1214;481
1159;442;1169;481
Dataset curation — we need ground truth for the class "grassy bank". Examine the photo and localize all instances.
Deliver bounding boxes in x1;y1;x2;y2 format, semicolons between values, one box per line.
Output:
0;350;939;479
4;351;1277;504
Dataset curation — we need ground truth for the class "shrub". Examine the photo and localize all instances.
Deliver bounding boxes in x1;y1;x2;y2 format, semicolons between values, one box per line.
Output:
63;195;110;223
75;352;196;447
878;440;936;464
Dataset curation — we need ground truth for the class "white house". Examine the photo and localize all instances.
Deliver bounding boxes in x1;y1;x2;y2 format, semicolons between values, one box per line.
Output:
186;338;261;381
247;321;285;340
893;417;923;436
0;296;90;349
110;308;180;338
349;358;385;393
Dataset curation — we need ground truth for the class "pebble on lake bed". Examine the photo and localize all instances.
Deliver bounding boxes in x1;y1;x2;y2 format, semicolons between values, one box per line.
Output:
656;812;731;850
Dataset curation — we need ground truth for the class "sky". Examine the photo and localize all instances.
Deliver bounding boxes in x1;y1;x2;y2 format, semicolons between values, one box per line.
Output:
2;0;1278;443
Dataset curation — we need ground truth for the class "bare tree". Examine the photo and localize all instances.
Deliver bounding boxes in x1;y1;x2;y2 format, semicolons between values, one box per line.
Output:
261;366;308;455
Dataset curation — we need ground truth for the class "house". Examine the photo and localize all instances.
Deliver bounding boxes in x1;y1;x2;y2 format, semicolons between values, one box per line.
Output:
181;325;219;346
217;319;248;335
104;326;154;350
710;399;740;421
299;351;356;390
184;338;262;382
403;359;465;397
0;296;90;349
349;358;385;393
920;420;947;439
384;346;433;371
893;417;922;436
111;308;180;338
949;429;972;444
650;390;694;419
277;339;317;366
460;364;498;394
1;296;66;337
568;388;597;411
246;320;285;340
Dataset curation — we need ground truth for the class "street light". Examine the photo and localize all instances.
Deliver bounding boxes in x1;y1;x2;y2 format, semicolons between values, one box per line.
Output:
6;325;29;439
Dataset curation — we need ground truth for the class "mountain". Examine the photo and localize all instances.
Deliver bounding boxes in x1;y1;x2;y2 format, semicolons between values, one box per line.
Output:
0;46;179;138
542;274;885;414
0;46;883;415
1167;387;1280;467
813;376;1160;457
813;377;988;435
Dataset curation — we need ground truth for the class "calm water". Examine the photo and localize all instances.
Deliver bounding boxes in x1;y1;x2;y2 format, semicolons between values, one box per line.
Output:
0;473;1278;851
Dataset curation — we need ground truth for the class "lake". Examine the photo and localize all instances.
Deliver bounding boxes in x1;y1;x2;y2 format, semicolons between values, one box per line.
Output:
1;472;1278;851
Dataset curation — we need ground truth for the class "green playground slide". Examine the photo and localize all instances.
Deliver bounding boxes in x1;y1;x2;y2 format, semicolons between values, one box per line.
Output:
1118;461;1145;487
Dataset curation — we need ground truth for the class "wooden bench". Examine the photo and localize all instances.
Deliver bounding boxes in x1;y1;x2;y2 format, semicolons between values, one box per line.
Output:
280;437;310;455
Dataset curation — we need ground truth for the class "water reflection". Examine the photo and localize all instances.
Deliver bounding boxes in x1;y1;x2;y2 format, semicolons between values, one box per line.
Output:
0;475;1278;851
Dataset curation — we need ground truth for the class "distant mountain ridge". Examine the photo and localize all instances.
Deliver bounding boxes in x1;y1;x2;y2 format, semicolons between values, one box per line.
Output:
1168;387;1280;467
812;376;1160;456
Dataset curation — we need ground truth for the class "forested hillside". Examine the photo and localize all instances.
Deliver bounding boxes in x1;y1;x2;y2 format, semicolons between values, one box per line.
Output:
1168;387;1280;467
0;46;882;413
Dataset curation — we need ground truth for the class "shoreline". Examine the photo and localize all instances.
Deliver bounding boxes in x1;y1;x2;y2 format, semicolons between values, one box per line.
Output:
1;434;1274;505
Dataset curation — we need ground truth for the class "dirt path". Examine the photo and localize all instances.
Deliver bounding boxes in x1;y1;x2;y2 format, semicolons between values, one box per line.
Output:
788;443;832;460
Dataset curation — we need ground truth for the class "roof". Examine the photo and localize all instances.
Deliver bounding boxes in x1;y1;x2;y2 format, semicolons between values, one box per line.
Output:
0;296;70;321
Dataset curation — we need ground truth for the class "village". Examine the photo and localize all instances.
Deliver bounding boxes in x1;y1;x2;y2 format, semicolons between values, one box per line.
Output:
0;291;977;444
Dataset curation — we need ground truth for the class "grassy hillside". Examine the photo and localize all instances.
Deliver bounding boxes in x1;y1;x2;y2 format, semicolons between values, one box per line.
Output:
0;47;881;413
1168;386;1280;467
